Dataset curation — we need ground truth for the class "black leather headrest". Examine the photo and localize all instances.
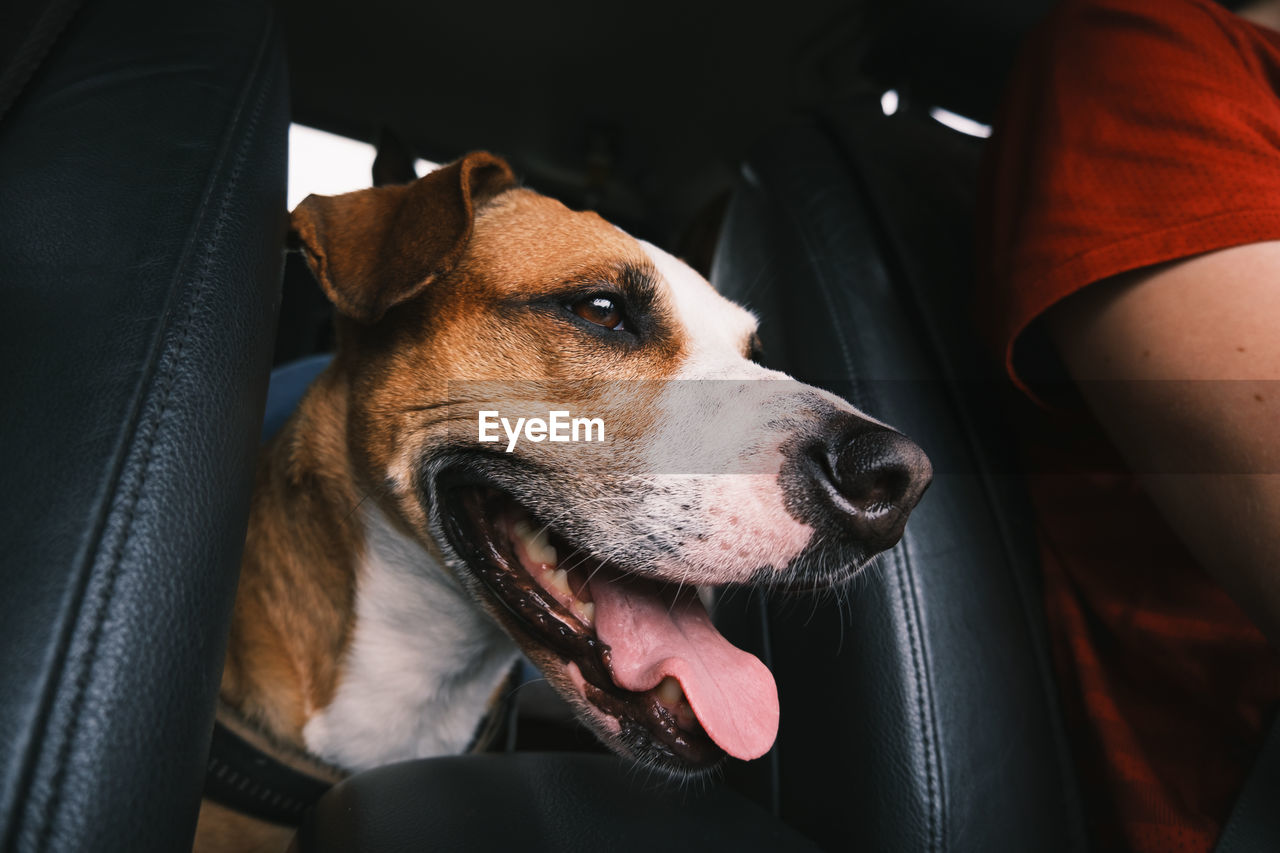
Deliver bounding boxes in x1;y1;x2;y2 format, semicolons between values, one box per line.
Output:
0;0;289;848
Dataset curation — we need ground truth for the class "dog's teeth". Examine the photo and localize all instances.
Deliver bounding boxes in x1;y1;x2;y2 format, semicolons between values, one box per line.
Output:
657;676;684;706
513;518;557;566
578;601;595;624
549;568;571;596
528;528;557;566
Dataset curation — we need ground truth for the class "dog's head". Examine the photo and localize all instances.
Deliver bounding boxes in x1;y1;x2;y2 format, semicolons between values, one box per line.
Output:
290;152;932;775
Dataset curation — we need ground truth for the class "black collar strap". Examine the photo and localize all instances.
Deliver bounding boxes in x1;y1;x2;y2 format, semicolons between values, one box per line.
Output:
204;719;336;826
205;662;522;825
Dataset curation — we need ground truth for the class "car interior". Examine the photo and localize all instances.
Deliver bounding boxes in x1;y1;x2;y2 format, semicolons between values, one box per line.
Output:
3;0;1179;849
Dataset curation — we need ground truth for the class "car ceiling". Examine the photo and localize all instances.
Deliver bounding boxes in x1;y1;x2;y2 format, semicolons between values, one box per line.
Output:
279;0;1052;247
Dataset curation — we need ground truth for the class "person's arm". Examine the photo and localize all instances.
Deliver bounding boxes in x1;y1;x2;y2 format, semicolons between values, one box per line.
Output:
1046;241;1280;644
1239;0;1280;33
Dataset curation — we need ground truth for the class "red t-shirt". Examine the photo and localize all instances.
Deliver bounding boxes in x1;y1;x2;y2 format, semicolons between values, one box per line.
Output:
977;0;1280;850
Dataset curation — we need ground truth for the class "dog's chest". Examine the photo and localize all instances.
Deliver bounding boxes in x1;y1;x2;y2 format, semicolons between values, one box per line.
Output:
301;508;518;772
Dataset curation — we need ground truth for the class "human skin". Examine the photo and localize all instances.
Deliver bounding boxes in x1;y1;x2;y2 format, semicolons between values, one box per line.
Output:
1047;241;1280;645
1240;0;1280;31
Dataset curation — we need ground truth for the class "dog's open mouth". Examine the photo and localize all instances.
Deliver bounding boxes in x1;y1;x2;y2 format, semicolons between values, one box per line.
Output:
438;482;779;771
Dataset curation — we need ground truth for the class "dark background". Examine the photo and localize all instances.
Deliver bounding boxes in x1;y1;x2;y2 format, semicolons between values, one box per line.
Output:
280;0;1049;248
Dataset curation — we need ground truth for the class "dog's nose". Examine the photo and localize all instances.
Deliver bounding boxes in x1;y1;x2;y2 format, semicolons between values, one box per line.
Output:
816;422;932;549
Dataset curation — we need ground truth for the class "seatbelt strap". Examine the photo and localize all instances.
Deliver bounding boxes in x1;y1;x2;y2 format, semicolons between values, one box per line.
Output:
1214;713;1280;852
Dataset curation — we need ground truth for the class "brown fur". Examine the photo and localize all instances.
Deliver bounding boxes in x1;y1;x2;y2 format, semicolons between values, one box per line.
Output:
218;371;360;741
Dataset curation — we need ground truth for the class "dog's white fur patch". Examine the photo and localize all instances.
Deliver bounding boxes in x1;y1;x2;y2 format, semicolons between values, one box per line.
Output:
637;241;827;577
639;240;762;378
302;506;518;772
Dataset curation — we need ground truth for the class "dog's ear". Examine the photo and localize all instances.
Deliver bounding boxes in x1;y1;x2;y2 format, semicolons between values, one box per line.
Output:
290;151;516;323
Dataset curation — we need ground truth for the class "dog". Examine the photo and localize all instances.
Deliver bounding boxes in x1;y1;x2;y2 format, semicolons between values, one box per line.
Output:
194;151;931;850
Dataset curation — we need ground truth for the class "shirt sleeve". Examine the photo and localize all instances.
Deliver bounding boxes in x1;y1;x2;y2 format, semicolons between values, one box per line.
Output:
975;0;1280;396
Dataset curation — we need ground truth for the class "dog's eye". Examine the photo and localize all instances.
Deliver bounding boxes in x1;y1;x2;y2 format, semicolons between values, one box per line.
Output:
571;295;626;331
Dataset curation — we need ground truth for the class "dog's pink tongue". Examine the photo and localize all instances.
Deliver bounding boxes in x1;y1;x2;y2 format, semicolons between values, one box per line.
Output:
589;574;779;760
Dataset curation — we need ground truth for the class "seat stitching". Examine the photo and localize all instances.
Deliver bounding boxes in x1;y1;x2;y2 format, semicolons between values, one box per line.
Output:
901;537;946;851
33;14;276;848
764;125;946;850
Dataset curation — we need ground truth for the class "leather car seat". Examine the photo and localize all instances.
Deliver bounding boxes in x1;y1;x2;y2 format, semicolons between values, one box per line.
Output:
0;0;288;848
712;96;1087;852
